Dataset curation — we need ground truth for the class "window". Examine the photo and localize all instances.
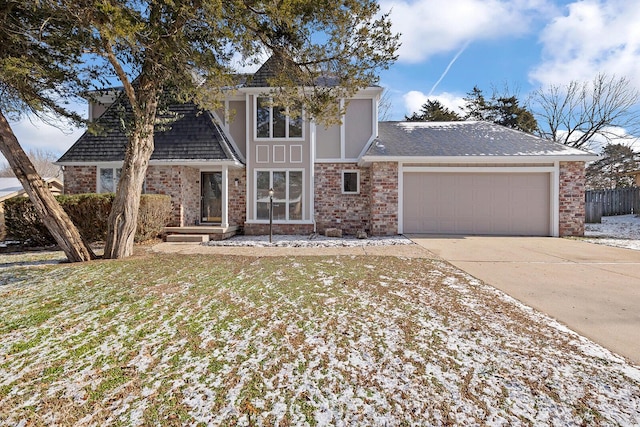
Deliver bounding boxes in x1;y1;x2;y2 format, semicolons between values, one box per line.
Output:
256;170;303;221
342;171;360;194
256;97;303;139
99;167;121;193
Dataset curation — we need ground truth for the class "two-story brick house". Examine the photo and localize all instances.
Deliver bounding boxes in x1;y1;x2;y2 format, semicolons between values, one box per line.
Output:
57;56;597;238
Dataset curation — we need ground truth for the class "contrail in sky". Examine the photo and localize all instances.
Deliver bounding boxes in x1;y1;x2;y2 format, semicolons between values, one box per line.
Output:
428;41;471;96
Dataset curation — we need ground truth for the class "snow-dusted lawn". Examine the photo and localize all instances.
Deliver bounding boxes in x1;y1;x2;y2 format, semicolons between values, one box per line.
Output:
1;252;639;425
584;214;640;250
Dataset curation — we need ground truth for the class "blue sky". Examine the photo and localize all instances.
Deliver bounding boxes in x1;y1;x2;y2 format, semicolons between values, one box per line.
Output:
8;0;640;157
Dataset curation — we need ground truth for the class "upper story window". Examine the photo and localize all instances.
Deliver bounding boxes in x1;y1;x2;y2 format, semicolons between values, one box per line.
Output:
256;97;303;139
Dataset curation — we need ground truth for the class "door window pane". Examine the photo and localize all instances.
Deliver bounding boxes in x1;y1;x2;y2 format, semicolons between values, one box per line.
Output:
201;172;222;223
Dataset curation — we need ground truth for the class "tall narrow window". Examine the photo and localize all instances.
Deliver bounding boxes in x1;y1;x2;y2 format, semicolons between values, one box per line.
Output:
256;98;270;138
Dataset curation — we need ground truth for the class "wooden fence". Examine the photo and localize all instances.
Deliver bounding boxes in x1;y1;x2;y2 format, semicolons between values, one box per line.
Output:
585;187;640;220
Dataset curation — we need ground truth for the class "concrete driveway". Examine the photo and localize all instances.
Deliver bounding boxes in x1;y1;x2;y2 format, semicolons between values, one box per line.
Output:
408;236;640;365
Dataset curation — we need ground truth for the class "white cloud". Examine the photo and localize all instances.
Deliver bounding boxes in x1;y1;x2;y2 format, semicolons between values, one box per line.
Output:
380;0;555;63
403;90;466;117
7;117;83;158
530;1;640;88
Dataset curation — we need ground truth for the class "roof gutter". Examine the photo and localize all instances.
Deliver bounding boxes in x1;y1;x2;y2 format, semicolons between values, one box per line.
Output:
358;154;600;167
55;160;245;168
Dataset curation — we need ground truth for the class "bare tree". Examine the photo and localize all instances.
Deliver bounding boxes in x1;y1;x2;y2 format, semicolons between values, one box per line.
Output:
0;148;62;178
378;88;393;121
531;74;640;150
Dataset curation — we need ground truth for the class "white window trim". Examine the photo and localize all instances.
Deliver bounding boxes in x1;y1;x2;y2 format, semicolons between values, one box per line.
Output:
254;168;305;222
97;165;122;193
254;96;305;141
341;170;360;194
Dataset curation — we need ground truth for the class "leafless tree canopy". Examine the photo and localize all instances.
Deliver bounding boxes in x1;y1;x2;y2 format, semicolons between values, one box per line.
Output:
0;149;62;179
531;74;640;150
378;88;393;121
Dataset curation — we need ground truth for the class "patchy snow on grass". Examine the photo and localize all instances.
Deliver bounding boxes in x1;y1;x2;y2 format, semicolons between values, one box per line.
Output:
1;253;639;426
584;214;640;250
203;234;414;247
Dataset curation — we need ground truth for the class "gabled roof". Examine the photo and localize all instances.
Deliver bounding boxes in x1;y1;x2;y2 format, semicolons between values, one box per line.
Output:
245;53;340;88
0;177;63;203
57;99;243;165
362;121;598;162
246;54;297;87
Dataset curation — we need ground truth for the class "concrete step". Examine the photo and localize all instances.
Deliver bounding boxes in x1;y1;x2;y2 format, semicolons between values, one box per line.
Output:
166;234;210;243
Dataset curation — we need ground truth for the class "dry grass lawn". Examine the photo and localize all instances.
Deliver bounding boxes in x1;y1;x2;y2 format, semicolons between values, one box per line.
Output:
1;250;639;426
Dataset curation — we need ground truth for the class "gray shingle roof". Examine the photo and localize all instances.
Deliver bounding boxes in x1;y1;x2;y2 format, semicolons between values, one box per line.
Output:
247;54;299;88
57;99;242;164
246;53;340;88
364;121;596;158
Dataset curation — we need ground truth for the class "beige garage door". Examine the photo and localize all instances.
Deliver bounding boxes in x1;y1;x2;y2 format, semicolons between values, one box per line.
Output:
403;172;551;235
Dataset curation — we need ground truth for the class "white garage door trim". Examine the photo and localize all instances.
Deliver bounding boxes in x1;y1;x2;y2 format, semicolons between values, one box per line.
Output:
399;165;560;237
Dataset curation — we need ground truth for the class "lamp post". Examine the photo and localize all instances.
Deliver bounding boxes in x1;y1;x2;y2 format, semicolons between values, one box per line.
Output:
268;187;274;243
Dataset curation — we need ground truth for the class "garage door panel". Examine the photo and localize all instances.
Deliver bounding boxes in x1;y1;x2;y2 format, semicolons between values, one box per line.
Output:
403;172;550;236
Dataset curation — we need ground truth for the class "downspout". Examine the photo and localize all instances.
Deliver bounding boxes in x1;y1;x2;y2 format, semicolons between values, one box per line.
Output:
310;118;317;233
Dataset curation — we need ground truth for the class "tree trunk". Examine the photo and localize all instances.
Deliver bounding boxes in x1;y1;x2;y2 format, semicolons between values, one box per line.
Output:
103;105;157;259
0;110;95;262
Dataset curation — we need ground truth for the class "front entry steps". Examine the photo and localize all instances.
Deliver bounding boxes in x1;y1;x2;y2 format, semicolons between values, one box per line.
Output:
166;234;210;243
164;225;238;242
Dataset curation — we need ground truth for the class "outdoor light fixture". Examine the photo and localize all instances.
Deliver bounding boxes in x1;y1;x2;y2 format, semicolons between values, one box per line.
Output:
234;177;239;186
268;188;274;243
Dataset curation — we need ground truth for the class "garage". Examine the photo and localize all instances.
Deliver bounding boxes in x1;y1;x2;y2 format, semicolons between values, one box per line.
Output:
361;121;598;237
403;171;551;235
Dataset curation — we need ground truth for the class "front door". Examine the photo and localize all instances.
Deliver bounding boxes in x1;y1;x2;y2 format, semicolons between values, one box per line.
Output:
201;172;222;223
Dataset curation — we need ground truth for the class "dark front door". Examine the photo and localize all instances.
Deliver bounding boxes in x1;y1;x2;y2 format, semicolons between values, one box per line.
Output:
201;172;222;223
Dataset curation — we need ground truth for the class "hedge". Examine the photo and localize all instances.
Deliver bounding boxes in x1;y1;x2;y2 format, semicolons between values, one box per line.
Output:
3;193;172;246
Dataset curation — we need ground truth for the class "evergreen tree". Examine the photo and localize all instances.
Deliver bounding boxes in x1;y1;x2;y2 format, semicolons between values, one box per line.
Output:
0;0;94;262
461;86;492;121
58;0;399;259
586;144;640;189
492;96;538;134
405;100;461;121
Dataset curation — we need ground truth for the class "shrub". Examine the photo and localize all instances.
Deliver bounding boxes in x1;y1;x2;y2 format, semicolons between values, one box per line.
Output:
136;194;173;242
56;193;114;242
3;197;54;246
4;193;172;246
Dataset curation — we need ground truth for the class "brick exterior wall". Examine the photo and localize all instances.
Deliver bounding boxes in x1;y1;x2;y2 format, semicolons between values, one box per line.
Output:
314;163;371;235
559;161;586;237
243;223;314;236
229;169;246;228
369;162;398;236
181;167;200;227
63;166;96;194
144;166;185;226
